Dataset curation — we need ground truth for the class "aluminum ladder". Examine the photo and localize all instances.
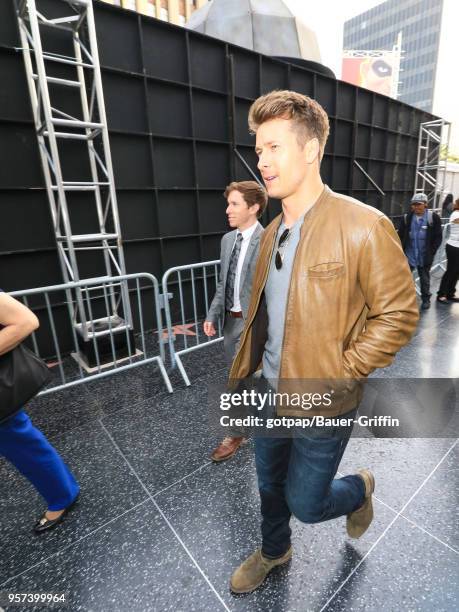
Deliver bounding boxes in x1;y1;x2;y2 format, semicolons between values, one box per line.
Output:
15;0;133;350
415;118;451;212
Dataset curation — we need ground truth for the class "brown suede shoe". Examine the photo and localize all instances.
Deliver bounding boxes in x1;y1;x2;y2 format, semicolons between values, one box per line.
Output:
347;469;375;539
230;547;292;594
210;437;246;462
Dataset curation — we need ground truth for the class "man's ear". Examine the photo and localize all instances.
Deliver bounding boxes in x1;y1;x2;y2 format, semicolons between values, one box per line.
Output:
251;203;260;217
305;137;320;164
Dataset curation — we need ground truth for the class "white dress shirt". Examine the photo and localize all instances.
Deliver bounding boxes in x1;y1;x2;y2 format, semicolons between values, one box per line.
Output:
230;221;258;312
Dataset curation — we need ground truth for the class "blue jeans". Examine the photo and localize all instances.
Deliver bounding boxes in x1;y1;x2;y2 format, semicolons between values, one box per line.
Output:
254;407;365;558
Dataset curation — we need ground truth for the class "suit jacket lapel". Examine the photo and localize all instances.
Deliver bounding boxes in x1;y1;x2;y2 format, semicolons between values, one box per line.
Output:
222;229;237;290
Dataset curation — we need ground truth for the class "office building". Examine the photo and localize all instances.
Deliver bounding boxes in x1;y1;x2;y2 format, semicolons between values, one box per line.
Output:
343;0;444;112
100;0;208;26
343;0;459;155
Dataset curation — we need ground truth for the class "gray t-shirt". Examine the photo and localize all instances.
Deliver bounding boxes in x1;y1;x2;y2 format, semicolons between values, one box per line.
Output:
262;213;305;383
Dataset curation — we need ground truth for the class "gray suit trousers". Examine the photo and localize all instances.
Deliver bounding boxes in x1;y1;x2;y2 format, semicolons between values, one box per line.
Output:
222;315;246;437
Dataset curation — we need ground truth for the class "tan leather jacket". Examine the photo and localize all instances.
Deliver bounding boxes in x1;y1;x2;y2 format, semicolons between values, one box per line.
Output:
228;185;419;417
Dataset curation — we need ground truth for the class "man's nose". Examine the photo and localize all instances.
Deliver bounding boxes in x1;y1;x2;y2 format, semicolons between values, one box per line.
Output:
257;155;269;170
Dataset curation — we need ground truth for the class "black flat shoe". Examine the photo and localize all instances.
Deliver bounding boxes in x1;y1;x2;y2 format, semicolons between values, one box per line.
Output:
33;494;80;534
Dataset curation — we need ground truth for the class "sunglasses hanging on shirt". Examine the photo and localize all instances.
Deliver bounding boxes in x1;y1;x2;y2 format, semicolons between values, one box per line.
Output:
275;229;291;270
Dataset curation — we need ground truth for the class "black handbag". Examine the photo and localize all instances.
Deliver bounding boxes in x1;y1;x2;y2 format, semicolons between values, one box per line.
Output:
0;343;52;425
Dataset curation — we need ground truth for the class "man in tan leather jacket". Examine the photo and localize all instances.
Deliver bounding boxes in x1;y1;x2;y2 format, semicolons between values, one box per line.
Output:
228;90;419;594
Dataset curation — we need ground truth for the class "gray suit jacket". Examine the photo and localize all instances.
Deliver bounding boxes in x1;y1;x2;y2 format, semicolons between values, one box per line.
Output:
207;221;264;325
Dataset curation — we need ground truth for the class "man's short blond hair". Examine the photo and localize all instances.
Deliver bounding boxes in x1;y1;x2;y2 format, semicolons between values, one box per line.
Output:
248;90;330;161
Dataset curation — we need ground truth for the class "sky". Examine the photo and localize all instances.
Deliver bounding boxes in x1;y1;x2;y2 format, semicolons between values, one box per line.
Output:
283;0;387;76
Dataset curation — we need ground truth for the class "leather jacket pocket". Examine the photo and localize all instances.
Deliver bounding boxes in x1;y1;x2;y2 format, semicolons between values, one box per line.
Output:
307;262;345;278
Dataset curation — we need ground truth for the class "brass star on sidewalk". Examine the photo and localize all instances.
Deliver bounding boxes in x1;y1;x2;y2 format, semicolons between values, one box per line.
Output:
162;323;196;339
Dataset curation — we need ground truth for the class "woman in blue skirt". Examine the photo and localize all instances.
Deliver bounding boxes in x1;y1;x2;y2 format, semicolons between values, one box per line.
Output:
0;291;80;533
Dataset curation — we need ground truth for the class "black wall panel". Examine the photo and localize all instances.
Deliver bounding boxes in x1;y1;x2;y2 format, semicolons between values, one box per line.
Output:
124;241;162;279
336;82;355;120
334;158;351;190
0;124;43;187
0;0;440;350
388;104;399;131
0;52;30;121
193;91;228;141
371;128;387;159
97;8;142;72
103;72;147;132
111;134;153;187
386;133;397;159
163;236;200;269
202;234;224;261
234;98;255;146
289;68;314;98
1;251;61;293
320;156;333;186
190;36;226;93
356;125;371;158
64;192;107;237
196;143;230;189
147;82;191;138
117;191;158;240
157;191;198;237
235;148;257;181
335;121;353;156
357;89;373;124
232;50;259;99
142;21;188;83
58;139;93;183
373;96;388;129
153;138;194;188
316;76;336;116
0;191;55;251
261;58;288;93
198;191;227;234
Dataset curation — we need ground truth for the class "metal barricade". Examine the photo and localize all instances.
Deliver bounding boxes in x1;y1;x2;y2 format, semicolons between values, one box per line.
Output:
412;222;450;295
432;222;450;273
10;273;172;396
162;260;223;386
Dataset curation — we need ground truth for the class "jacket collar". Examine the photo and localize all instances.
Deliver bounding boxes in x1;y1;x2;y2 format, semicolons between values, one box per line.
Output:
265;184;331;242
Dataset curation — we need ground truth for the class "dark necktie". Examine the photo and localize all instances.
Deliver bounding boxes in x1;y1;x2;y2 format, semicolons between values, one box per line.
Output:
225;233;243;311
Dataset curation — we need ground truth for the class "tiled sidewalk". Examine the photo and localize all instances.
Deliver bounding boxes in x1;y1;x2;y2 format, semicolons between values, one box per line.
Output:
0;301;457;611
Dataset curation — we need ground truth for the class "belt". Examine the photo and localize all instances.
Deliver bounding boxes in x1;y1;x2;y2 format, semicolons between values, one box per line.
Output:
226;310;243;318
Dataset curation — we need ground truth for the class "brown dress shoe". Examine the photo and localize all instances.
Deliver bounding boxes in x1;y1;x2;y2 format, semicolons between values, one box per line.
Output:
230;547;293;593
210;437;246;462
347;468;375;538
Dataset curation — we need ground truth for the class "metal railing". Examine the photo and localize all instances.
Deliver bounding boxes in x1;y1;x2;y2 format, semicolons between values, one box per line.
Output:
412;222;450;295
10;273;172;396
162;260;223;386
433;222;450;273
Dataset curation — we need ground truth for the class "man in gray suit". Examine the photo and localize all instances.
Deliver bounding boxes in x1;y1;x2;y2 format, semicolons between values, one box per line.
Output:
204;181;267;462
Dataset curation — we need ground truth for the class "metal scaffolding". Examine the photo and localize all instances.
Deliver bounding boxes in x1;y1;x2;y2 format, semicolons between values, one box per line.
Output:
415;118;451;212
15;0;133;347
